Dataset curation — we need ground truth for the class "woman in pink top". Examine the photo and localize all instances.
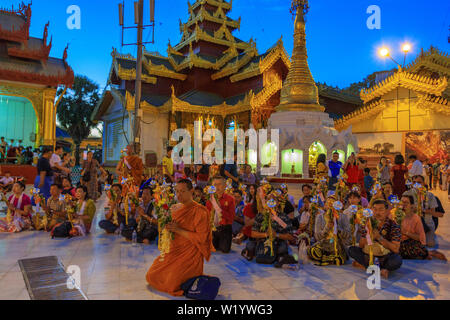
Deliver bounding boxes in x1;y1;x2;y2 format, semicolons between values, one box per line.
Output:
399;195;446;260
0;181;32;233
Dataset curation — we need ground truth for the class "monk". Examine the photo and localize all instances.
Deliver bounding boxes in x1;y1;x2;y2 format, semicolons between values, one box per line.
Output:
146;179;212;297
116;144;144;187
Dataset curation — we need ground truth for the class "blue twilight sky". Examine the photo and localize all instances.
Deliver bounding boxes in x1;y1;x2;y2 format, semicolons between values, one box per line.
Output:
3;0;449;91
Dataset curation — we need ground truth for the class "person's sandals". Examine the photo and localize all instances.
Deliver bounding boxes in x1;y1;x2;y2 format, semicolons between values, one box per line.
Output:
430;250;447;261
241;249;253;261
274;254;297;268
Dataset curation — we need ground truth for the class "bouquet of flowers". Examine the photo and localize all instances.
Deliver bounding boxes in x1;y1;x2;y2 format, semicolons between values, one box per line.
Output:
153;182;176;261
121;178;140;225
388;195;405;225
30;188;47;230
348;204;363;246
359;208;380;266
206;185;221;231
334;175;349;202
104;184;119;226
369;182;382;206
261;197;277;257
1;192;12;224
413;183;427;217
225;179;233;195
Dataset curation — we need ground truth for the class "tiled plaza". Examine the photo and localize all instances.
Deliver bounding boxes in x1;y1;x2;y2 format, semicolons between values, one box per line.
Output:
0;190;449;300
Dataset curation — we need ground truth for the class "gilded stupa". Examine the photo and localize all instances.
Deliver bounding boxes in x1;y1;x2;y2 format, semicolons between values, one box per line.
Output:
269;0;358;178
277;0;324;112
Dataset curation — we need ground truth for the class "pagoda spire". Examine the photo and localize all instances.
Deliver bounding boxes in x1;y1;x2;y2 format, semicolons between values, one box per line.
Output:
277;0;324;112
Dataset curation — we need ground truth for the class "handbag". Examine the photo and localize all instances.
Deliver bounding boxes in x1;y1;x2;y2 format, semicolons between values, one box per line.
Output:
363;242;391;257
181;276;221;300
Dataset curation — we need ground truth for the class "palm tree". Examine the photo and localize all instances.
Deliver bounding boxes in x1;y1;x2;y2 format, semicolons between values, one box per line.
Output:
56;75;100;165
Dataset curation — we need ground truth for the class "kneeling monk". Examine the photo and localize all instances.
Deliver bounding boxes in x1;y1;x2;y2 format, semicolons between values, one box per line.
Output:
146;179;211;296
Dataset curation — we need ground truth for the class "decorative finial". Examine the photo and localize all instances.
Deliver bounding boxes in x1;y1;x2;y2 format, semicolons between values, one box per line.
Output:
63;43;69;62
290;0;309;17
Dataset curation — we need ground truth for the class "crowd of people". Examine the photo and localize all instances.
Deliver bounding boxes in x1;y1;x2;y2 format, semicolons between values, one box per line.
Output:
0;144;448;298
0;137;35;165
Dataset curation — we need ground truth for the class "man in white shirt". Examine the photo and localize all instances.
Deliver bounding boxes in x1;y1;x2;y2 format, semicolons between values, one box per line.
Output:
408;155;423;177
50;146;71;179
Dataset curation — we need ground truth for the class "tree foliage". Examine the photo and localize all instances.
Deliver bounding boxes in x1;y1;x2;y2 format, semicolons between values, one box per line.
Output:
56;75;100;164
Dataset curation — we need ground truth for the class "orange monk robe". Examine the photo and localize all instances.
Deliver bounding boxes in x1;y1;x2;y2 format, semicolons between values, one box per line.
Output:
146;201;212;296
119;155;144;186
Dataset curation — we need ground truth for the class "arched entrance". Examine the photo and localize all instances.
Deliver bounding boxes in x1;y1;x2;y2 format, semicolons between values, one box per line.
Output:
309;141;327;169
0;95;38;147
281;149;303;175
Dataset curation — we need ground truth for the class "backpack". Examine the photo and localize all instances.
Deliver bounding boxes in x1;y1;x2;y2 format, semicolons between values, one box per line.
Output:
51;222;72;239
181;276;221;300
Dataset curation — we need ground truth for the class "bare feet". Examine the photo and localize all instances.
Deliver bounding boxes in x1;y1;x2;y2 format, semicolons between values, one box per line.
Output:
352;261;366;271
430;250;447;261
380;269;389;279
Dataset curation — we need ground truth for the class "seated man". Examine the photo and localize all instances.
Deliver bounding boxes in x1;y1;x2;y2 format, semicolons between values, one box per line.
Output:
99;184;125;234
0;172;14;193
246;189;296;267
403;175;443;247
146;179;211;297
122;187;158;244
42;184;67;231
307;197;351;266
206;176;236;254
349;199;403;279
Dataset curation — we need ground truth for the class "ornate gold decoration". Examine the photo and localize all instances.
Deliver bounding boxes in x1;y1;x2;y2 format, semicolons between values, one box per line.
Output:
334;100;386;131
230;37;290;82
416;93;450;116
143;55;187;80
360;69;448;103
211;45;258;80
111;48;158;84
191;0;232;12
277;0;324;112
185;3;240;30
406;46;450;78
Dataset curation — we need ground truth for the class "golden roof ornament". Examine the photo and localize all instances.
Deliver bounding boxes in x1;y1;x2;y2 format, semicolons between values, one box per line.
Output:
277;0;324;112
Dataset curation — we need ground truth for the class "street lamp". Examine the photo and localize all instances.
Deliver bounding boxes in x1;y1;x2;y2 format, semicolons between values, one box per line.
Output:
378;42;413;68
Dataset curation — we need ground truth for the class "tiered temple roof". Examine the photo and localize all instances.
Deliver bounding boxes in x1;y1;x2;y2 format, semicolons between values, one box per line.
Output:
103;0;291;127
0;2;74;87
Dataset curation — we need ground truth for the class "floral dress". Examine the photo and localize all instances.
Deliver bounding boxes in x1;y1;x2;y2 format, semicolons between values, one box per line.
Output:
0;193;32;233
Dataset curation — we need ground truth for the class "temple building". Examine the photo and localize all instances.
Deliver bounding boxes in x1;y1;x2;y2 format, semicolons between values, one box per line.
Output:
93;0;361;166
335;47;450;163
0;2;74;148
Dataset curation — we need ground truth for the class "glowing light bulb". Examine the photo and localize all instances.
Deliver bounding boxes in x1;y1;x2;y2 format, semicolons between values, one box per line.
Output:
379;47;390;57
402;43;411;53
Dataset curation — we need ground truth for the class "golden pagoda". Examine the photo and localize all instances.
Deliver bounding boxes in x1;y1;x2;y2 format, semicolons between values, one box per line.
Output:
277;0;324;112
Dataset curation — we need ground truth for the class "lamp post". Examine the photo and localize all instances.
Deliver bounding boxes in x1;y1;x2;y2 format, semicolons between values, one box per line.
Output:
378;42;412;68
118;0;156;155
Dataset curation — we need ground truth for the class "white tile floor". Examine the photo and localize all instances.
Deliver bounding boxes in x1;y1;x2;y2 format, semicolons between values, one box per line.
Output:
0;189;448;300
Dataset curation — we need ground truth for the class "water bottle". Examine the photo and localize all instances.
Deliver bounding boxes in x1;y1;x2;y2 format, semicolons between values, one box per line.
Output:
132;230;137;246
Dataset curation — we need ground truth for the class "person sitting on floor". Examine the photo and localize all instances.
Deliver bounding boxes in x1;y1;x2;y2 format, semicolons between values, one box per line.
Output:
122;187;158;244
71;185;96;236
349;199;403;279
0;172;14;193
0;181;32;233
307;196;351;266
243;187;296;267
206;175;236;254
99;184;125;234
42;184;67;231
399;195;446;261
403;175;443;247
61;177;77;198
